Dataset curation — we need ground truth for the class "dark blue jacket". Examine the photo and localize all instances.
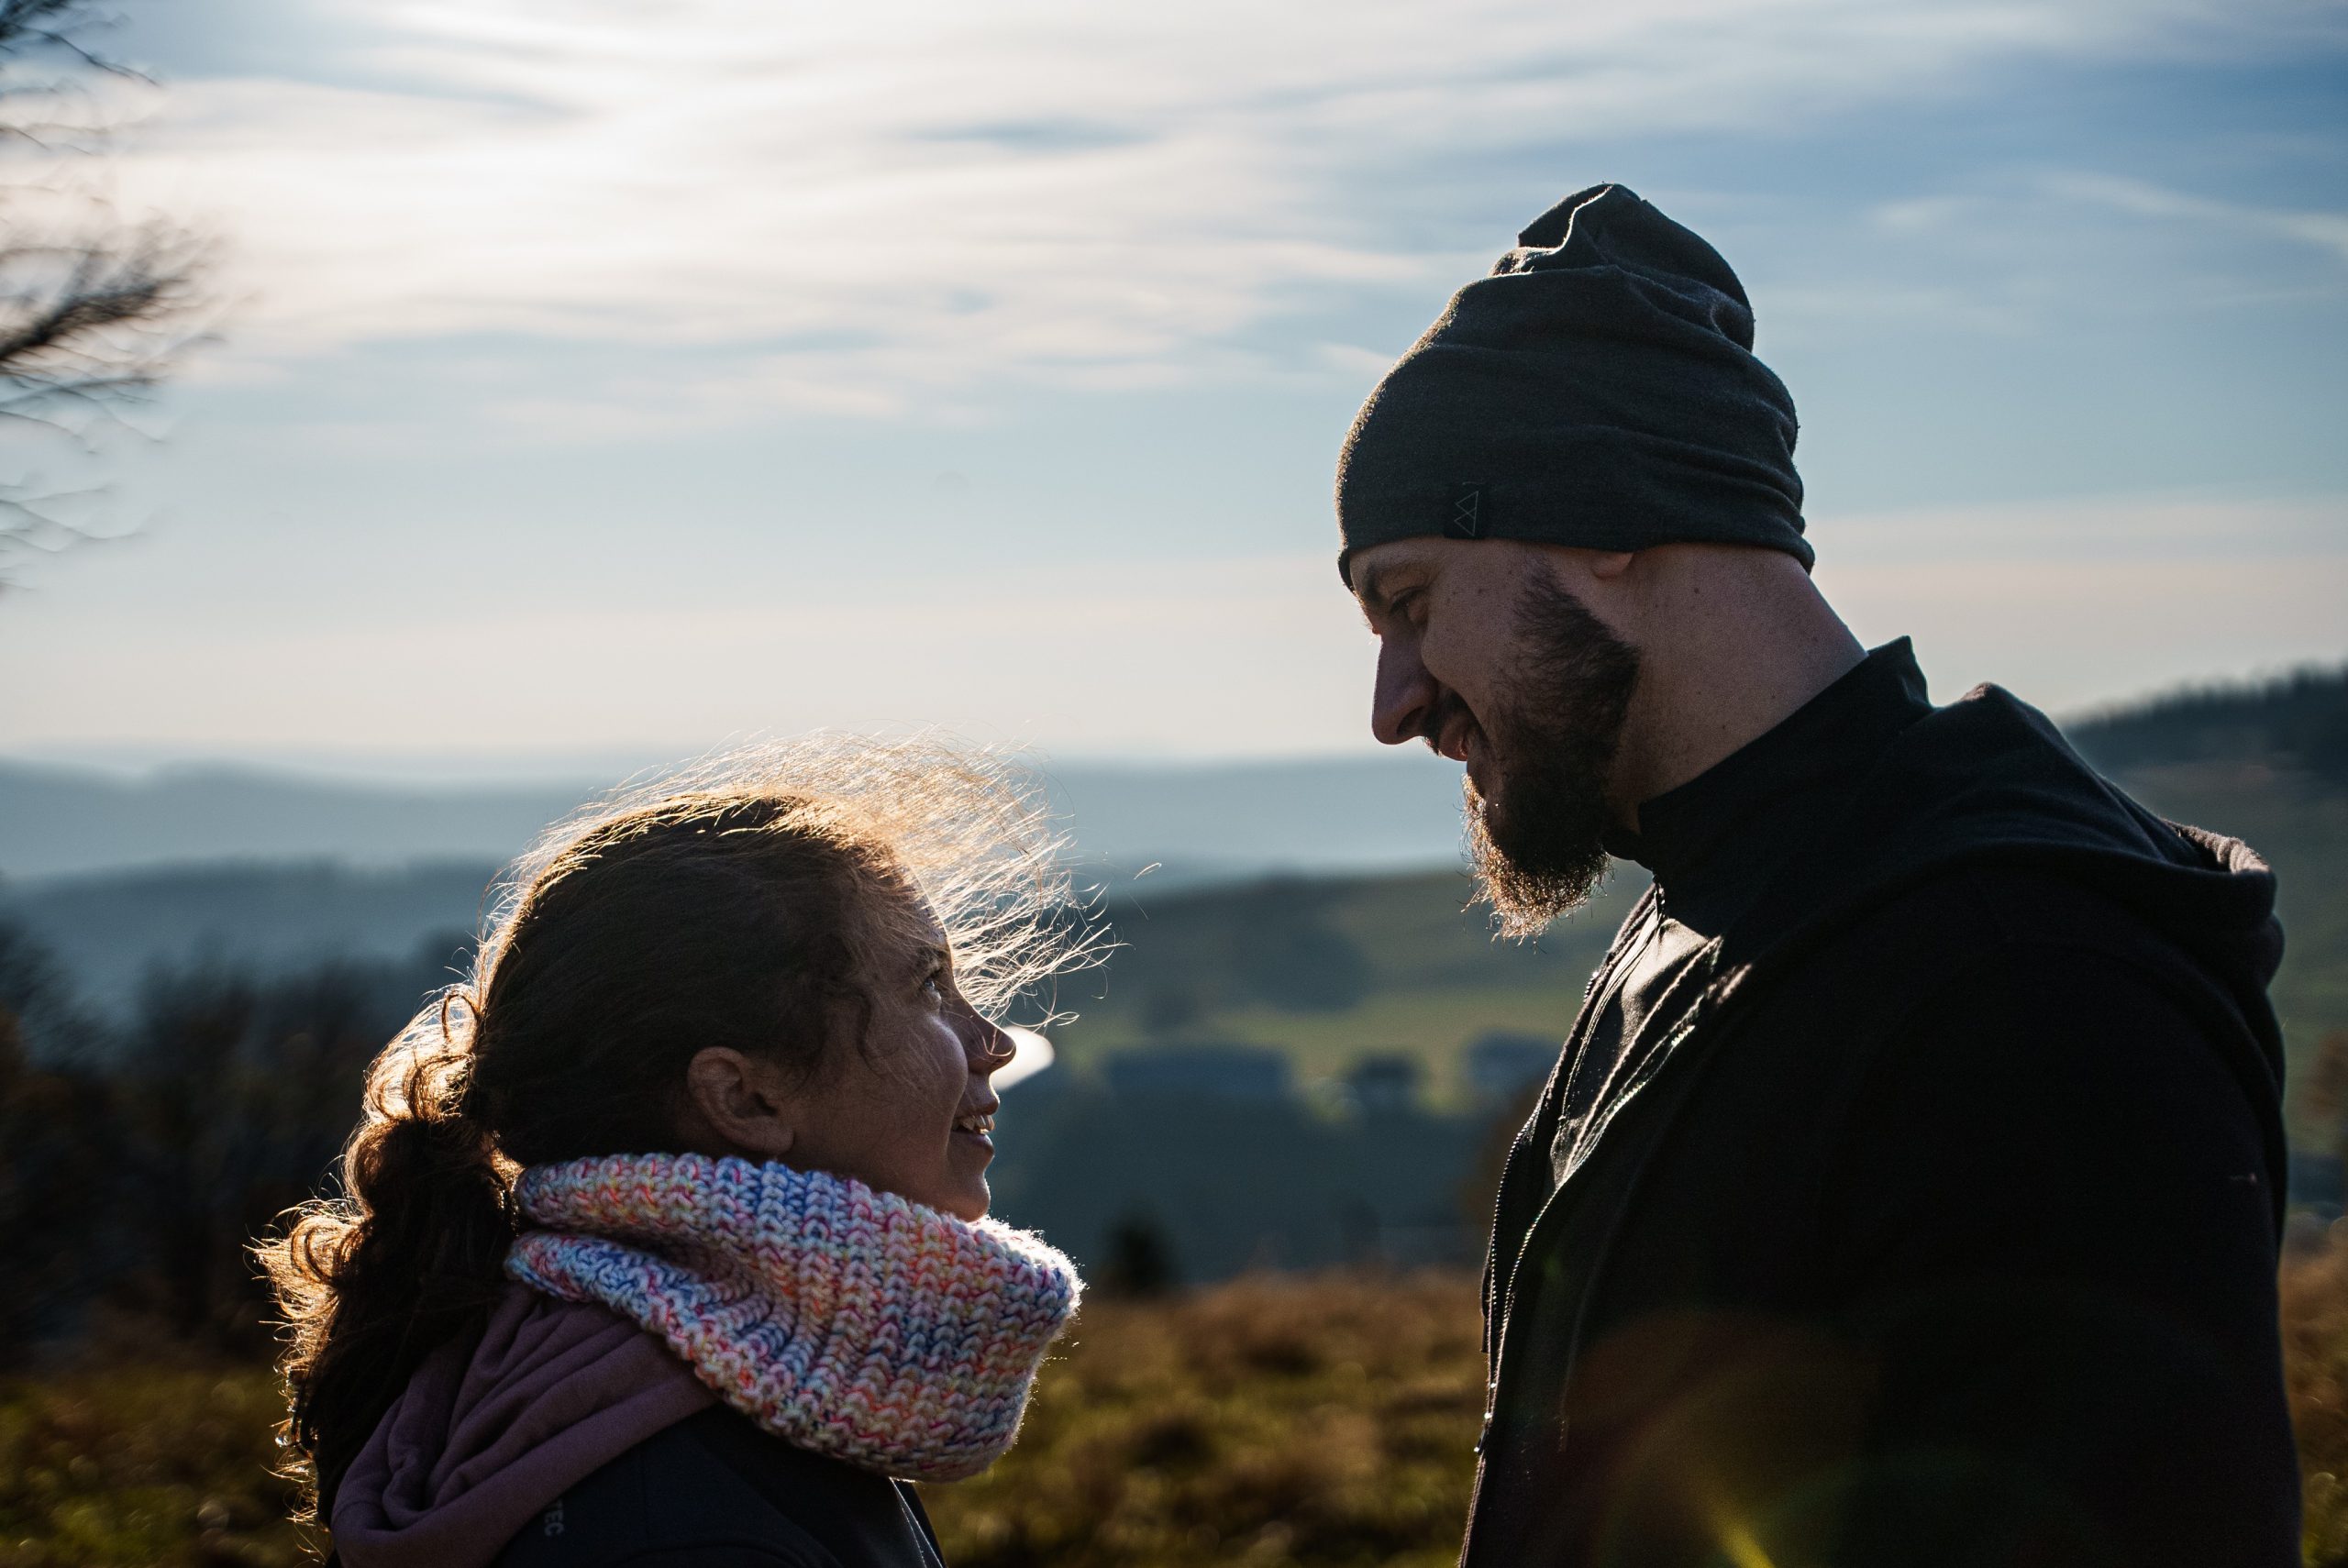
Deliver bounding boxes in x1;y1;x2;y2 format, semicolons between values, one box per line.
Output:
493;1407;945;1568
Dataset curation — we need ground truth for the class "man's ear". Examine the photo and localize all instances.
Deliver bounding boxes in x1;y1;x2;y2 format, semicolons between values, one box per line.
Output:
681;1046;800;1159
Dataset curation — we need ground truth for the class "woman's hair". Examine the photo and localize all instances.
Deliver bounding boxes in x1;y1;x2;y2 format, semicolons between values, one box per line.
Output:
259;736;1091;1518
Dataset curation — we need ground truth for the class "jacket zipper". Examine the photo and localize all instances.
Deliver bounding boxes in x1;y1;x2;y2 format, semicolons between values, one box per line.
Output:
896;1485;947;1568
1468;890;1656;1461
1464;893;1700;1563
1476;1127;1526;1454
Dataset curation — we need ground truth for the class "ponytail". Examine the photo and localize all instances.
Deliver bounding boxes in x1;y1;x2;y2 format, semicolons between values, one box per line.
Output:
261;1029;516;1518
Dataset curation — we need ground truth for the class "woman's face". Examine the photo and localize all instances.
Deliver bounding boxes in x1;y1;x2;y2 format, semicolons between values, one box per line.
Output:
781;908;1011;1220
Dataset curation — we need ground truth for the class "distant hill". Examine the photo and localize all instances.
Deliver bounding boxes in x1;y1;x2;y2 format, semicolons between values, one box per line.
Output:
7;664;2337;886
2069;662;2348;785
0;753;1465;883
0;765;585;882
5;663;2342;1109
0;859;497;1002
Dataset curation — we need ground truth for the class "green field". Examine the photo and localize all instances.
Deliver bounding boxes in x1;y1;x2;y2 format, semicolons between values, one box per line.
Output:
1050;867;1636;1104
1048;760;2348;1132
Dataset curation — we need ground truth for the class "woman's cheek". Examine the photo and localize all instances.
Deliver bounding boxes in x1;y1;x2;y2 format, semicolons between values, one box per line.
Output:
904;1026;960;1143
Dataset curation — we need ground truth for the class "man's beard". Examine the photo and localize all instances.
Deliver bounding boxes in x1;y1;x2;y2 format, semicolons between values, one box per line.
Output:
1459;572;1642;940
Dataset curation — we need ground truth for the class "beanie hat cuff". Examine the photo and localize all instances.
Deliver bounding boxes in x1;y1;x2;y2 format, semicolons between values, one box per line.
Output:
1336;426;1812;587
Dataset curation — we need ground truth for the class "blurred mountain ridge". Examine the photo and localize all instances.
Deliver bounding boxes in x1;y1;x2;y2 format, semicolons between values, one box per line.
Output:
0;752;1468;884
3;661;2341;1026
6;662;2336;885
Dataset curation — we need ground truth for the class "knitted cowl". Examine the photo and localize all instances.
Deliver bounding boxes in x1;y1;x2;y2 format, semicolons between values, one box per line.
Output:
506;1152;1082;1483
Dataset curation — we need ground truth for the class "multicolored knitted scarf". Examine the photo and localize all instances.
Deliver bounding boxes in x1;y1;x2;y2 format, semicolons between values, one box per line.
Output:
505;1152;1082;1483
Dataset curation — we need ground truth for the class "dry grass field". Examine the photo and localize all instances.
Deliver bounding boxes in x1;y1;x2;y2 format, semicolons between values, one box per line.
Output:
2285;1233;2348;1567
10;1259;2348;1567
0;1360;303;1568
925;1274;1483;1568
0;1274;1484;1568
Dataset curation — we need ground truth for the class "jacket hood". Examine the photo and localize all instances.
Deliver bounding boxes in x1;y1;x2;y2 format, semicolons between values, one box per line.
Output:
331;1285;715;1568
1723;673;2287;1110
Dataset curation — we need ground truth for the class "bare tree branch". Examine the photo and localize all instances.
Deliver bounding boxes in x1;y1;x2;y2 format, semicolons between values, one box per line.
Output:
0;0;137;80
0;0;206;588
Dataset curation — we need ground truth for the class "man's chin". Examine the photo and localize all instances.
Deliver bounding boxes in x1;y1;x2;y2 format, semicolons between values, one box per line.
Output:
1463;773;1612;941
1468;776;1540;857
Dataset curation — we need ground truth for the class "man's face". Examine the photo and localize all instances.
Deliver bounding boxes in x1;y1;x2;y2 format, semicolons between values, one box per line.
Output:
1353;537;1642;936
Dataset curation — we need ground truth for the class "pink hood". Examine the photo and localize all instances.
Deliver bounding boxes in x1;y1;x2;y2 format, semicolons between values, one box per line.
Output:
331;1284;715;1568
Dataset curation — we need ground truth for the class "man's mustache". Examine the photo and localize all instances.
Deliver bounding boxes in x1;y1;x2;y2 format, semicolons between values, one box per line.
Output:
1418;690;1475;755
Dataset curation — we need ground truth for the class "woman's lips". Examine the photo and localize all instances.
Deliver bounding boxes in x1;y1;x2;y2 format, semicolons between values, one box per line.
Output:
953;1110;996;1154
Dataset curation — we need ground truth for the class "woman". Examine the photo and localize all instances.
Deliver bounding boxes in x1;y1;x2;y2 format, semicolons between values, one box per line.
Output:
262;741;1092;1568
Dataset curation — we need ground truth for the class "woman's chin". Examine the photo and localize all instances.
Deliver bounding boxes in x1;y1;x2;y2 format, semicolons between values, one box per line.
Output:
930;1149;991;1220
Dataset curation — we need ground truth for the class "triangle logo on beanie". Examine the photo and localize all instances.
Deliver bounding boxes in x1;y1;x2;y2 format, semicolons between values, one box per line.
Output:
1445;481;1489;539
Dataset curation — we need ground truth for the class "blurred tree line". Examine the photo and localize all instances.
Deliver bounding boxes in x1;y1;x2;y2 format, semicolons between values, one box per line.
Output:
0;918;468;1364
2071;662;2348;789
1129;876;1375;1034
0;900;1520;1366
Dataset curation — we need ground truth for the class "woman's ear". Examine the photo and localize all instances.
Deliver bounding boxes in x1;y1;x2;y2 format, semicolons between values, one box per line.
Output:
681;1046;800;1159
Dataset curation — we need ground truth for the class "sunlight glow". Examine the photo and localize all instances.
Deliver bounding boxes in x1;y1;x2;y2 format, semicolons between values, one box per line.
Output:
104;0;2337;417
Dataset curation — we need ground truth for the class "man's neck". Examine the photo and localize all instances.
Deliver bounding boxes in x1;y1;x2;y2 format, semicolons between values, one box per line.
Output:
1610;555;1865;825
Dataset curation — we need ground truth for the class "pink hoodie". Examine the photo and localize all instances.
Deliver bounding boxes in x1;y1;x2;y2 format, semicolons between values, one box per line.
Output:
331;1285;716;1568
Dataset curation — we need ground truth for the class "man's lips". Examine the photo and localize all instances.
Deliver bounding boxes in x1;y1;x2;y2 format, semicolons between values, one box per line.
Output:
1434;713;1478;765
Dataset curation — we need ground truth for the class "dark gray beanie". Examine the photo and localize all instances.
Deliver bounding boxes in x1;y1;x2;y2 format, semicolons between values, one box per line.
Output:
1335;183;1809;587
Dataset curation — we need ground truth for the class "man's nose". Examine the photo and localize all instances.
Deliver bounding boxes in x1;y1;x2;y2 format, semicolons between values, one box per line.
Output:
1371;635;1437;747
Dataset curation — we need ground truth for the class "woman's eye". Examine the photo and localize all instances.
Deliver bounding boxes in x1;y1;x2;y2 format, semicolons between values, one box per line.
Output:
921;971;946;999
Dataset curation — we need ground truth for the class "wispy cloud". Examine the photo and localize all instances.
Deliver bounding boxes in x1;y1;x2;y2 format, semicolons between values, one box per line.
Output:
1877;172;2348;265
103;0;2340;417
2044;171;2348;266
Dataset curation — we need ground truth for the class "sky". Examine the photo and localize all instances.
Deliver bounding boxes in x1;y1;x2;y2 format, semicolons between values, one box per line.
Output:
0;0;2342;776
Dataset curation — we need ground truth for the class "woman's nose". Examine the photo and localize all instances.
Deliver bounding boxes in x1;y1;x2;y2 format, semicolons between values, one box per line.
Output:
965;1013;1014;1068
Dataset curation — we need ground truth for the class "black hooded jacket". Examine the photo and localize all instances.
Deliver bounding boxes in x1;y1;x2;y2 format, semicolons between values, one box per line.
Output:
1465;642;2298;1568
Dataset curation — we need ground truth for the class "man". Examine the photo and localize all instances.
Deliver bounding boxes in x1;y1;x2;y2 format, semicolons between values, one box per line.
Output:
1338;184;2298;1566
